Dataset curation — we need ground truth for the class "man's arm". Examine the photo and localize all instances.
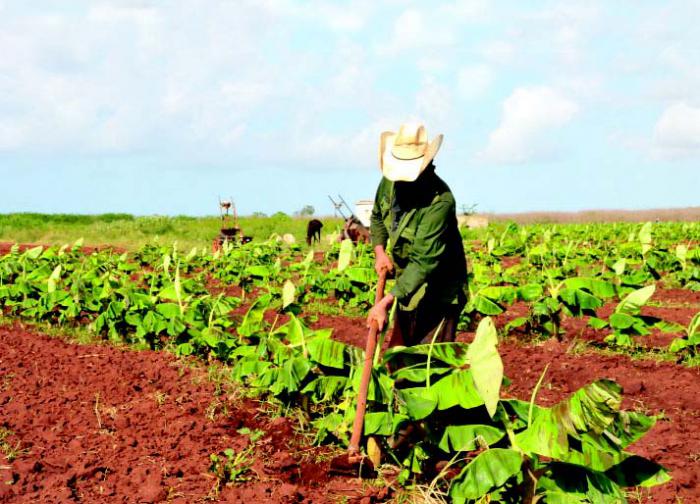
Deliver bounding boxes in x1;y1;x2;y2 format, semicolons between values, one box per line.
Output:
370;178;393;275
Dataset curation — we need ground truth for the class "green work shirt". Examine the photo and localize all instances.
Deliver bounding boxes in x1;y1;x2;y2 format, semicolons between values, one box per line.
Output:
370;172;468;311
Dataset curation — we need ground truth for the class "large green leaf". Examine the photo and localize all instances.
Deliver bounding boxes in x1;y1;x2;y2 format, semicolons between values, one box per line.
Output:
429;370;484;410
467;317;503;417
398;387;438;420
363;411;409;436
301;376;347;402
559;287;603;313
237;294;272;337
609;313;636;330
390;364;452;383
344;266;373;285
517;283;544;302
471;294;504;315
615;285;655;315
481;286;517;304
383;342;470;368
307;337;347;369
156;302;181;319
24;246;44;259
438;424;505;452
269;357;311;394
563;277;616;299
245;265;272;278
449;448;522;501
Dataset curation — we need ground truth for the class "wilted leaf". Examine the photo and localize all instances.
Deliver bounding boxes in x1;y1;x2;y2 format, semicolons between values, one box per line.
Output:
367;436;382;468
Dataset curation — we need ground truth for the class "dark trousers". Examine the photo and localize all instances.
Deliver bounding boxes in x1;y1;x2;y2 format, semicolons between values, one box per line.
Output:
390;302;461;347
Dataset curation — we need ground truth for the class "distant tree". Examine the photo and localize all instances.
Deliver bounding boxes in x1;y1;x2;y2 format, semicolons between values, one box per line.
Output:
297;205;315;217
251;211;267;217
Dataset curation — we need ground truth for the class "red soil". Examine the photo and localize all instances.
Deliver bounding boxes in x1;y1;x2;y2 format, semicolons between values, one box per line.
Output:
0;324;370;503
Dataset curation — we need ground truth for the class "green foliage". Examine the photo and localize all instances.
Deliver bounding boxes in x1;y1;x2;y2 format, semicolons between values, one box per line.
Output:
0;220;690;501
209;447;255;484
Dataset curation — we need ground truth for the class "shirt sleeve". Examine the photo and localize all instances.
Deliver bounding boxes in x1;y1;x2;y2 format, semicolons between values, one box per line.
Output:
370;179;389;248
390;199;452;301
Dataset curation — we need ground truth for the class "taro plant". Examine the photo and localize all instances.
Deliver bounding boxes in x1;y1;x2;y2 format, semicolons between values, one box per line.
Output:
668;312;700;355
588;285;676;347
508;277;614;341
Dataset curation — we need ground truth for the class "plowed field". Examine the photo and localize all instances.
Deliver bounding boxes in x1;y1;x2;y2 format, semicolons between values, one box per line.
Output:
2;319;699;502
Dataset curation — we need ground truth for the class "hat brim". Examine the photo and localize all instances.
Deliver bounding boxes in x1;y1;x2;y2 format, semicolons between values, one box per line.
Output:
379;131;443;182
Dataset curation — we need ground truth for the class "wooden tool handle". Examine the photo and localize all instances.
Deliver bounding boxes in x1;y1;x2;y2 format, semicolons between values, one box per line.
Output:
348;271;387;455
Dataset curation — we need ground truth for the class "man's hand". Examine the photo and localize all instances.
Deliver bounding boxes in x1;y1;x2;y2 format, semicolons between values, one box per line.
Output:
374;245;394;276
367;293;395;330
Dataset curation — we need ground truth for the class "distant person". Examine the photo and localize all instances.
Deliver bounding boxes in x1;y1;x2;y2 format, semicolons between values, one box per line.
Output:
367;123;468;346
306;218;323;245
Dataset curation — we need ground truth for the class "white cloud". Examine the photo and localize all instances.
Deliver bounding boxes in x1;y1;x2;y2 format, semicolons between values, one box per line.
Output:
480;40;515;65
437;0;488;20
253;0;368;32
0;1;299;155
480;86;579;164
415;77;452;125
379;1;487;56
381;9;430;53
457;64;493;100
653;102;700;159
293;119;397;169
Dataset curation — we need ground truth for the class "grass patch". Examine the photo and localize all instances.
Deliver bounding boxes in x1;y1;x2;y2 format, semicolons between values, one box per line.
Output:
0;427;29;462
0;213;345;251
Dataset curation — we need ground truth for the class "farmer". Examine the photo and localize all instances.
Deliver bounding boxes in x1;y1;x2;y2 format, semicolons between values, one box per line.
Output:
367;123;467;346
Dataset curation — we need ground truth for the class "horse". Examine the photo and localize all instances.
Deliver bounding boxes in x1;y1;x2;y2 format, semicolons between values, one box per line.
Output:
306;219;323;245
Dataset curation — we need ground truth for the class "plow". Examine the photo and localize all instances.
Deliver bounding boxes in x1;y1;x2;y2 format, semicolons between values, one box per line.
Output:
212;197;251;252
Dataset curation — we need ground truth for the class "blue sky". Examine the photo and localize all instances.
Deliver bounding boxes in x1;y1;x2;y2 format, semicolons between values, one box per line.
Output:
0;0;698;216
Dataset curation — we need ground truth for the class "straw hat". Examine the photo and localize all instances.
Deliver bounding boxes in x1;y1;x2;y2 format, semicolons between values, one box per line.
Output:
379;123;443;182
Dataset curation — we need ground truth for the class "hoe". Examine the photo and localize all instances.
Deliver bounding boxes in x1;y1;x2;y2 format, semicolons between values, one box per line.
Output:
331;270;387;474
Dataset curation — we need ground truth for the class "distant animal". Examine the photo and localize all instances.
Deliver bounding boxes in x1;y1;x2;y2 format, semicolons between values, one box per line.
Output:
342;217;370;244
306;219;323;245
